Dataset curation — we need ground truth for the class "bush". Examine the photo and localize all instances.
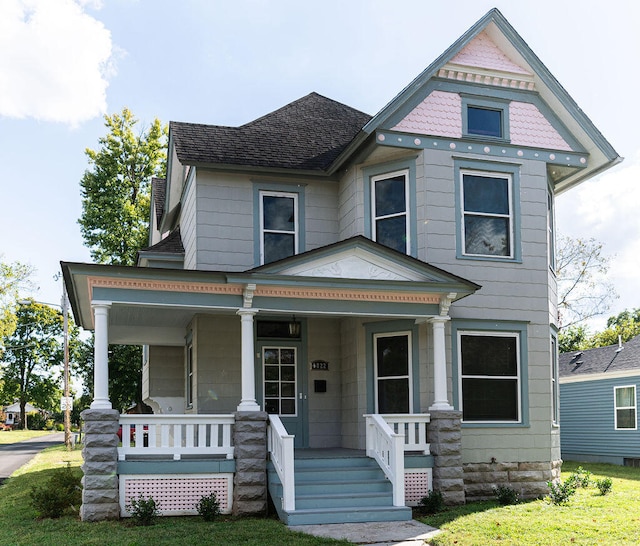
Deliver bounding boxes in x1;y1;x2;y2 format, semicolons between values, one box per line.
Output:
567;466;591;488
547;479;576;505
127;495;159;526
27;412;47;430
493;485;520;505
419;490;445;514
30;464;81;518
196;492;221;521
595;477;613;495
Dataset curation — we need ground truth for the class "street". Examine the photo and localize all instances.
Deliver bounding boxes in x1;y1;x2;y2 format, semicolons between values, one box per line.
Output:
0;432;65;485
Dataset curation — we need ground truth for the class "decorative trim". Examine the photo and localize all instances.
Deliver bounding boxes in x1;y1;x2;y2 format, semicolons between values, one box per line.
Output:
87;276;243;297
439;292;457;316
254;285;441;304
243;284;256;308
438;66;535;91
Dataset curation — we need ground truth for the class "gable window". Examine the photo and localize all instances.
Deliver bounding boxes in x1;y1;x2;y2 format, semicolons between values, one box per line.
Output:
461;170;513;258
459;331;520;422
615;386;637;430
260;191;298;264
374;332;412;413
468;106;502;138
371;170;410;254
462;95;509;141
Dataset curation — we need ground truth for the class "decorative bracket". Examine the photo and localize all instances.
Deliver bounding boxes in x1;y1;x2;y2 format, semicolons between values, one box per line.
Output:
439;292;457;317
243;284;256;308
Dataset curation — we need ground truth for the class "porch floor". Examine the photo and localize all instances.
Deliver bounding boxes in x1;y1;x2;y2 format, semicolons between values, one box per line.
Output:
294;448;366;459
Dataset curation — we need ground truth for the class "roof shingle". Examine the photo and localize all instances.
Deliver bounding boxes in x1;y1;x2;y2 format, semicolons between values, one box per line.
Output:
559;334;640;378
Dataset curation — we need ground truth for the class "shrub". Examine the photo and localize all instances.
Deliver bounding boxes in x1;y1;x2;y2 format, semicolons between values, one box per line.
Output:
27;412;47;430
127;495;159;526
547;479;576;505
196;492;221;521
567;466;591;488
30;464;81;518
419;490;444;514
493;485;520;505
595;477;613;495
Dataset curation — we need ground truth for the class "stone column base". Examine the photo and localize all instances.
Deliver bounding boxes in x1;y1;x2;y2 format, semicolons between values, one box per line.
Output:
80;409;120;521
233;411;268;517
427;410;465;505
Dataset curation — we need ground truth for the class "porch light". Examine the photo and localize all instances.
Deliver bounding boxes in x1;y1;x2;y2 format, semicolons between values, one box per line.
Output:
288;316;301;337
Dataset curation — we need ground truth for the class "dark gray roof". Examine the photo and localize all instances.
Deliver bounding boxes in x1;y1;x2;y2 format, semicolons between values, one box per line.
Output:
170;92;372;172
151;177;166;225
140;228;184;255
559;334;640;378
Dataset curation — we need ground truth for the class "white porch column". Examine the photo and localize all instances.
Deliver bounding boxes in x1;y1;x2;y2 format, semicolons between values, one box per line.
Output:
91;303;112;409
429;316;454;411
237;309;261;412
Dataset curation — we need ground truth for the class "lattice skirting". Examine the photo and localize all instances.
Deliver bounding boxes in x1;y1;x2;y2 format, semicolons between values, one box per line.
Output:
404;468;433;506
120;474;233;517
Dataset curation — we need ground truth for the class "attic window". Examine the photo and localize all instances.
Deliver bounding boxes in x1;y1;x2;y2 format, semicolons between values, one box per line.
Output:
462;96;510;141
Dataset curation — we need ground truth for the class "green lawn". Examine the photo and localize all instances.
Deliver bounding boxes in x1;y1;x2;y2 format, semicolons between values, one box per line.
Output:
0;430;55;445
420;461;640;546
3;448;640;546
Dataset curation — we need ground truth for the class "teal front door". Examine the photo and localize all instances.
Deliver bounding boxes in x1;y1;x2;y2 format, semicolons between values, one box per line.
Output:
260;343;308;447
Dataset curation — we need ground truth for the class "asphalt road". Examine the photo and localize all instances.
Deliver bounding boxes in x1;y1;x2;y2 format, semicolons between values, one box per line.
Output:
0;432;65;485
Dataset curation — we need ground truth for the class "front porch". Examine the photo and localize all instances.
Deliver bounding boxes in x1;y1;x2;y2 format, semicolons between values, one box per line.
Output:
107;411;459;525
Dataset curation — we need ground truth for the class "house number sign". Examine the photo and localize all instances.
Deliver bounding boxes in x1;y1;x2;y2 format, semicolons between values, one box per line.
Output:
311;360;329;371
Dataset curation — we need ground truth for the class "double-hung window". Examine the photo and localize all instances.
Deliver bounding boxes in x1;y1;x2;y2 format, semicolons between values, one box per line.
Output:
371;170;410;254
260;191;298;264
461;170;513;258
615;386;637;430
459;331;520;422
374;332;412;414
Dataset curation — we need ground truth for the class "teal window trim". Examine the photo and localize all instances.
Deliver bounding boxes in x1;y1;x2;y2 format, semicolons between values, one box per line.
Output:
252;182;306;266
461;94;510;142
365;319;421;413
363;157;418;257
451;319;529;427
547;182;556;272
454;158;522;263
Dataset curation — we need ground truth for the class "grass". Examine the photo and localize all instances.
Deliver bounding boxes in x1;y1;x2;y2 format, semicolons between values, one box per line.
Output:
0;429;55;444
0;446;350;546
419;461;640;545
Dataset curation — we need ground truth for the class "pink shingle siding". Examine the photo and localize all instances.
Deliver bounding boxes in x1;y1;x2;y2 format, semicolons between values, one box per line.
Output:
510;101;572;151
392;91;462;138
450;31;530;75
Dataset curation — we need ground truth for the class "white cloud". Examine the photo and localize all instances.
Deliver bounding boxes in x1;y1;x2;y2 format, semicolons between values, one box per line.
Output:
0;0;114;126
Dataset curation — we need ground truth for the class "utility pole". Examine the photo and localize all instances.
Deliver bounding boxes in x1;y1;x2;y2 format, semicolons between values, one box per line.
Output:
62;283;71;450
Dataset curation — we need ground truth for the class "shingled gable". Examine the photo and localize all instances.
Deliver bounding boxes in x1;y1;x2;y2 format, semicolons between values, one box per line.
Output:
170;92;371;173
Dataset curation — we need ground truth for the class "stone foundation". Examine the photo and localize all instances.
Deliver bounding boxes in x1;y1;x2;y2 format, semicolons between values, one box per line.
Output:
427;410;465;505
463;459;563;502
80;409;120;521
232;411;268;517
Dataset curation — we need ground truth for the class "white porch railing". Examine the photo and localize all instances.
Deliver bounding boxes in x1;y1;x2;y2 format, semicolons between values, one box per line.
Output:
118;414;235;461
267;414;295;512
382;413;431;454
364;414;405;507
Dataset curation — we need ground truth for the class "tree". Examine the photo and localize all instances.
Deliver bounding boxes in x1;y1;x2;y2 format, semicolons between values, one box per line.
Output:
556;235;618;329
77;108;167;409
0;257;35;340
78;107;167;266
0;301;75;429
589;308;640;348
558;324;590;353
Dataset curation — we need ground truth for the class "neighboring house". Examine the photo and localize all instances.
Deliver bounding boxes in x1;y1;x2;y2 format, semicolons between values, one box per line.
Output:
559;335;640;466
3;402;40;427
62;9;620;524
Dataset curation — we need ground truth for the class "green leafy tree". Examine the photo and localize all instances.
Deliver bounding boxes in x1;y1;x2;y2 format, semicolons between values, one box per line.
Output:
589;308;640;348
0;301;79;429
0;257;35;340
558;324;590;353
556;235;618;329
78;107;167;266
77;108;167;409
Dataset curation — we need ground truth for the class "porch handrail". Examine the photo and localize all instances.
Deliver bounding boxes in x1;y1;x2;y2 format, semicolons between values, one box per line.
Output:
267;414;295;512
364;413;405;507
382;413;431;454
118;414;235;461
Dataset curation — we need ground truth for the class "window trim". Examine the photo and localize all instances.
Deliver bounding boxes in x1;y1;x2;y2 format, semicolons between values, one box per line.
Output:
373;331;413;414
363;157;418;257
551;330;559;426
547;184;556;271
186;341;194;409
461;95;510;142
451;320;529;427
371;169;410;254
454;159;522;263
614;385;637;431
259;189;299;265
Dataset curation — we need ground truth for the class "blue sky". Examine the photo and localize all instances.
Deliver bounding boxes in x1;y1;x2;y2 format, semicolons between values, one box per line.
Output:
1;0;638;332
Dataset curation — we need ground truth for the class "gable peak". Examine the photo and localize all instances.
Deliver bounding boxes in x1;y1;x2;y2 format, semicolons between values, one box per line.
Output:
449;30;531;76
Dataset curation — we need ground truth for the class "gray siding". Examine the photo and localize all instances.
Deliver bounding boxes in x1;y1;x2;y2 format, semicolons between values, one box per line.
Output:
560;376;640;464
181;170;197;270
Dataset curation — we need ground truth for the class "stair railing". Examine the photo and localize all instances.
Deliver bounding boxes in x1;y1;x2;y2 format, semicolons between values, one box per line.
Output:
364;413;405;506
267;414;295;511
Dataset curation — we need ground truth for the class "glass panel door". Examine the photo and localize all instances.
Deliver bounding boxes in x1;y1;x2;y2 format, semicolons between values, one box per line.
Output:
374;333;412;413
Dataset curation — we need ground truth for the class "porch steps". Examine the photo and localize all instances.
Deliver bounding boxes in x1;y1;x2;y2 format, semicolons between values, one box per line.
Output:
267;454;412;526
